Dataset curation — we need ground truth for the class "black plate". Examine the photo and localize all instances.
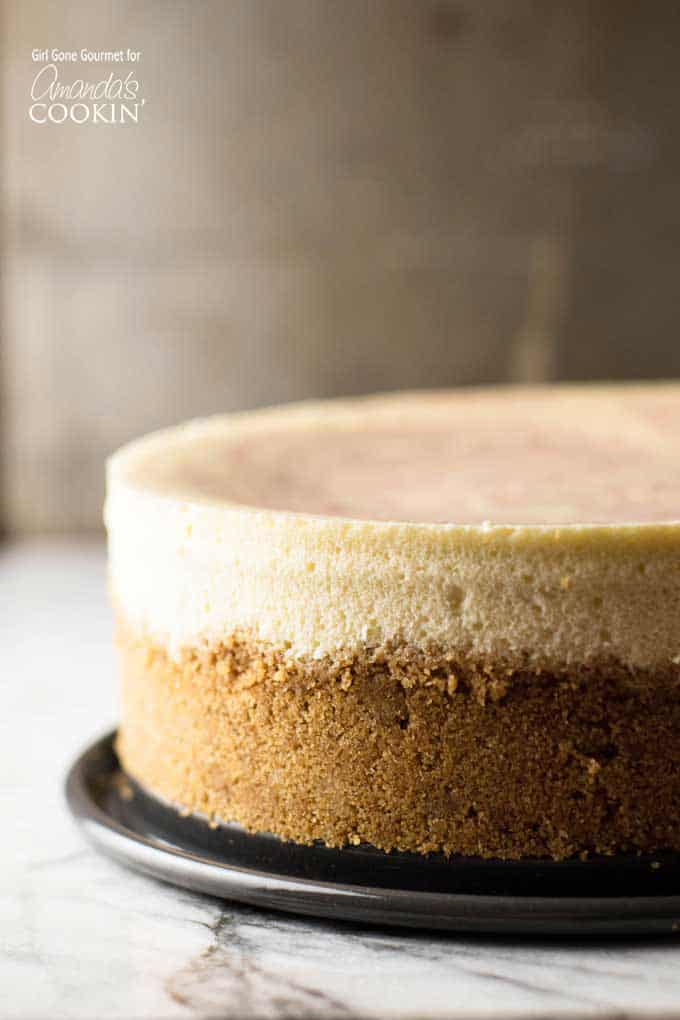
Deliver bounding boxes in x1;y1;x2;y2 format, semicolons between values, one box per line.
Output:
65;731;680;935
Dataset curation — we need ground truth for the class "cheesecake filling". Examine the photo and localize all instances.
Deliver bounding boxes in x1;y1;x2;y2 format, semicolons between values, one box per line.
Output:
106;386;680;670
121;385;680;526
107;478;680;669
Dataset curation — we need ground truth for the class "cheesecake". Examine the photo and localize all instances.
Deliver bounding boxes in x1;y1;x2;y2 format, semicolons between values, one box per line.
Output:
106;384;680;860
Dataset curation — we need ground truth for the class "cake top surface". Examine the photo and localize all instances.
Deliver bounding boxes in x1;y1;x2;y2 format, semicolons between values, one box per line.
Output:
112;384;680;527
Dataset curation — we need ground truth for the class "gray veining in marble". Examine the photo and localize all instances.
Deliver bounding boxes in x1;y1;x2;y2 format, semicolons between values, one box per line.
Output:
3;540;680;1019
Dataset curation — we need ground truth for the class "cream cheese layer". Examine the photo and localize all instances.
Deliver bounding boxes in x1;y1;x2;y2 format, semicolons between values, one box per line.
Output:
106;384;680;669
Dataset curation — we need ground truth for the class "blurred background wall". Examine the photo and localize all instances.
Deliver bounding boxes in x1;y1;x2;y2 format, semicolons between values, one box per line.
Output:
2;0;680;532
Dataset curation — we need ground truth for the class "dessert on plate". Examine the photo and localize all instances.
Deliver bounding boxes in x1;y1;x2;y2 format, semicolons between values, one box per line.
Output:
106;384;680;860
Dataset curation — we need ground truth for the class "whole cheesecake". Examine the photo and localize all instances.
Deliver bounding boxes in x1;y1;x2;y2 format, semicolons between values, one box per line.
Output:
107;384;680;860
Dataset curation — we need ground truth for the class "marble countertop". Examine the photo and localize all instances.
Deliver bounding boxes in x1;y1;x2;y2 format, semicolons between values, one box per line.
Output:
4;538;680;1020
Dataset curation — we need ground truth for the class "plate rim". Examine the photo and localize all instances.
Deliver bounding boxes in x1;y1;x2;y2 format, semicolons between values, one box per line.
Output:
65;730;680;935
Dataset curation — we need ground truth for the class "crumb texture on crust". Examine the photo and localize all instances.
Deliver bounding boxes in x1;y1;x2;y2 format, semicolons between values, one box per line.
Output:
116;626;680;861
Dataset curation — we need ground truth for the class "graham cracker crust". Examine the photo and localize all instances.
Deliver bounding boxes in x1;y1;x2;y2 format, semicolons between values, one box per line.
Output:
116;628;680;860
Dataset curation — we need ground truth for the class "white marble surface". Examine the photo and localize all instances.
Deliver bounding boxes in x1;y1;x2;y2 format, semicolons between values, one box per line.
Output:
4;539;680;1020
